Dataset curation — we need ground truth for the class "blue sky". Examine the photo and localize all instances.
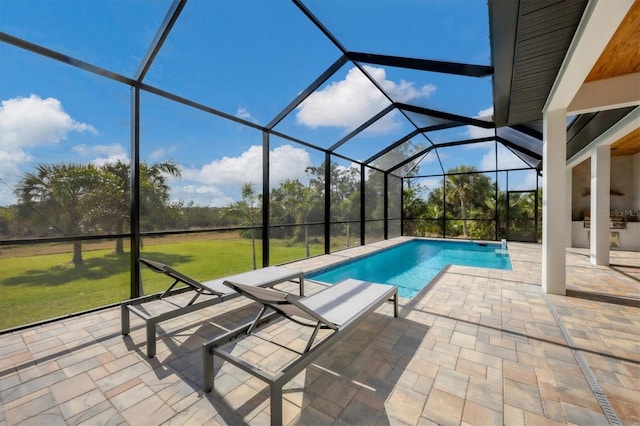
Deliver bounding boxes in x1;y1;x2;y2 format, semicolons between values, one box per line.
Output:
0;0;537;208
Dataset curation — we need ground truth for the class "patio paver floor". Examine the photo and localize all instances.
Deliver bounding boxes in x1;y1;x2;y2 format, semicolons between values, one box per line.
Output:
1;238;638;425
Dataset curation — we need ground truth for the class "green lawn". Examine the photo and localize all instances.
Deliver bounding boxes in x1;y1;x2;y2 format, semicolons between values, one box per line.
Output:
0;235;326;330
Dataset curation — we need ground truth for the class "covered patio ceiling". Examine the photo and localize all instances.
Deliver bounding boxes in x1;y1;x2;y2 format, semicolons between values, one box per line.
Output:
490;0;640;162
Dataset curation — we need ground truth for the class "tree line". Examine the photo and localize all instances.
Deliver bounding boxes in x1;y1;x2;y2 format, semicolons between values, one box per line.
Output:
404;165;539;240
0;158;539;267
0;160;379;266
4;161;180;265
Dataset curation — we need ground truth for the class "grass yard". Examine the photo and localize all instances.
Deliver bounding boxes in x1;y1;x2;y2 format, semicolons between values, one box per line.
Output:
0;232;327;330
0;249;131;330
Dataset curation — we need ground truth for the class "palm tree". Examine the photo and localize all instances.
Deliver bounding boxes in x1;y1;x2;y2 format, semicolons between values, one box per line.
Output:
98;161;131;254
445;166;497;238
15;163;116;265
16;160;182;266
446;165;479;237
100;160;181;254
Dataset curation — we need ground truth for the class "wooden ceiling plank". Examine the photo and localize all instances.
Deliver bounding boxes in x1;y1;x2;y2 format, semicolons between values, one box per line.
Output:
586;0;640;82
611;127;640;156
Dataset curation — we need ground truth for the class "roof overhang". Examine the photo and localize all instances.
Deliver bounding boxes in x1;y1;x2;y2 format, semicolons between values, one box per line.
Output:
489;0;588;126
490;0;640;162
545;0;637;113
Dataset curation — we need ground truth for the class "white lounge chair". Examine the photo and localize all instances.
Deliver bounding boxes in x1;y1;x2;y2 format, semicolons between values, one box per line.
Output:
121;258;304;358
203;278;398;426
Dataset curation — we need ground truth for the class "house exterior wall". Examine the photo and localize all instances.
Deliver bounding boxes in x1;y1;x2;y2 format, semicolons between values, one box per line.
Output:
571;154;638;220
571;153;640;250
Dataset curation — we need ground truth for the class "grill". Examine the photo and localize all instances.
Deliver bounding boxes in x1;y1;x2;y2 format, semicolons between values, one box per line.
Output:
583;216;626;229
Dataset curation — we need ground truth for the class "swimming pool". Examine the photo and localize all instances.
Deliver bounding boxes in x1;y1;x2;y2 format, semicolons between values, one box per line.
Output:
308;239;512;298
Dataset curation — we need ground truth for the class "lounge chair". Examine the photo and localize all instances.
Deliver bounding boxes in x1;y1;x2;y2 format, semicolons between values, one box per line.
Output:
121;258;304;358
203;278;398;426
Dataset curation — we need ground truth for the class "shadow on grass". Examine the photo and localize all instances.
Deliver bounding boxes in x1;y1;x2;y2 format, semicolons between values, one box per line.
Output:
1;251;193;287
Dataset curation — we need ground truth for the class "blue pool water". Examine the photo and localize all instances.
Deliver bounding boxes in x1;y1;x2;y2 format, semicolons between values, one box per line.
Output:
308;239;512;298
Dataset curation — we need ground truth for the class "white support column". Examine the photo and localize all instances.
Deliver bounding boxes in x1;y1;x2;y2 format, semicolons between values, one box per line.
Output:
590;145;611;265
542;109;567;295
541;0;634;297
566;167;573;248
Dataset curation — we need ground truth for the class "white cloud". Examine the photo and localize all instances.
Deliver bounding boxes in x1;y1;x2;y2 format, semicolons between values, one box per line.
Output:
185;145;262;186
480;144;531;172
72;144;128;167
91;152;129;167
415;178;443;194
149;146;178;162
466;106;495;139
0;149;31;166
475;106;494;121
509;172;538;191
0;94;96;150
171;184;235;208
364;110;403;135
0;149;29;204
0;94;97;205
296;65;436;133
479;147;497;171
72;143;124;156
236;106;256;123
335;161;360;174
421;177;442;187
368;65;436;103
269;145;313;185
177;144;312;206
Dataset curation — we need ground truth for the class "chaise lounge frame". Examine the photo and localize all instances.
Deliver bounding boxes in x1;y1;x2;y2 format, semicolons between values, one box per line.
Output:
203;278;398;426
121;258;304;358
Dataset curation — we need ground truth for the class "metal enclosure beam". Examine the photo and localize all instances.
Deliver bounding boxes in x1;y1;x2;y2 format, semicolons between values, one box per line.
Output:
360;164;366;246
0;32;135;86
262;132;270;267
347;51;493;77
130;88;142;298
383;174;389;239
324;152;331;254
134;0;187;82
397;103;495;128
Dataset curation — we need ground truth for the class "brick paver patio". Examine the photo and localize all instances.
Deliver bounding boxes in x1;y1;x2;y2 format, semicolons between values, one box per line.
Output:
1;238;638;425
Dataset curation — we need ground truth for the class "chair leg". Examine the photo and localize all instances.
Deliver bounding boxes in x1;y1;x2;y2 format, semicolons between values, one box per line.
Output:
270;383;283;426
203;346;215;393
121;304;130;335
146;321;157;358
